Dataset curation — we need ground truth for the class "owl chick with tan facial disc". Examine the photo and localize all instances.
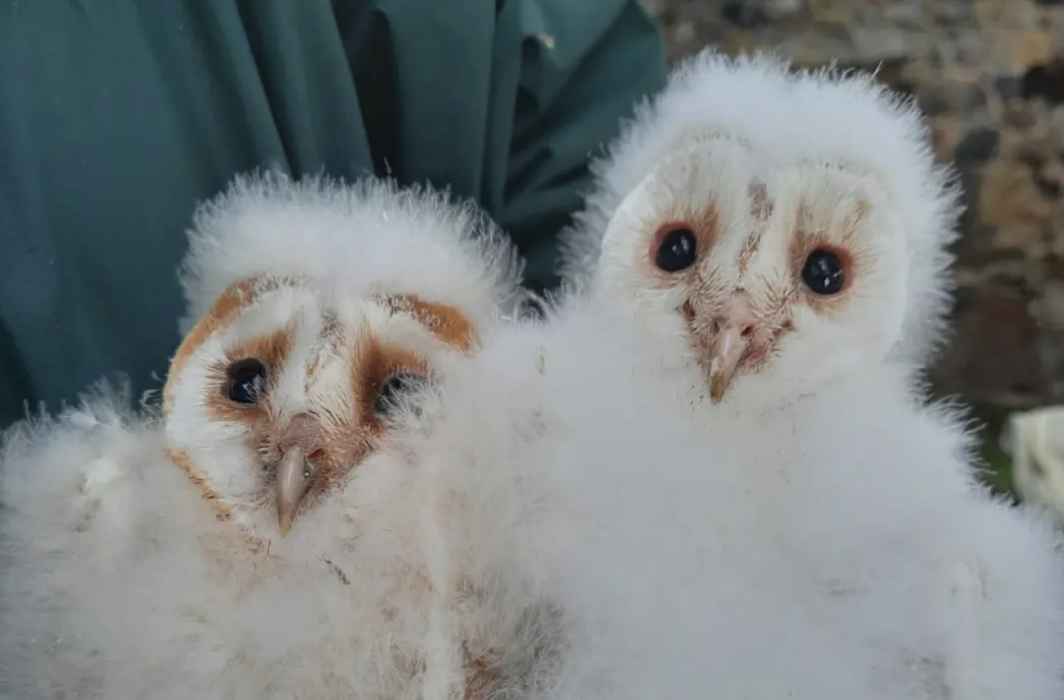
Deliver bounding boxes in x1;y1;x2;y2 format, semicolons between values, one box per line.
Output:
167;171;521;539
0;173;523;700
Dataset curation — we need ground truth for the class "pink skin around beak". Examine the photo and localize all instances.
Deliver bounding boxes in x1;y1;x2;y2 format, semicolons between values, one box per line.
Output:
274;412;320;537
706;294;758;404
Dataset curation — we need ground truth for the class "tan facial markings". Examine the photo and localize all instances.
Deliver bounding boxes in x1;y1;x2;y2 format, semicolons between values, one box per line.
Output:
164;275;301;411
736;180;773;275
788;199;865;314
677;182;785;396
165;445;232;520
162;277;301;526
681;181;868;402
270;337;431;525
747;180;773;219
647;204;720;286
304;311;345;386
462;650;496;700
271;334;433;535
353;338;430;431
377;294;479;354
205;326;295;424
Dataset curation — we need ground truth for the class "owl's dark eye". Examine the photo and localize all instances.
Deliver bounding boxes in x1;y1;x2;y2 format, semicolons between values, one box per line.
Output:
654;227;698;273
801;249;846;296
375;372;428;415
225;359;267;405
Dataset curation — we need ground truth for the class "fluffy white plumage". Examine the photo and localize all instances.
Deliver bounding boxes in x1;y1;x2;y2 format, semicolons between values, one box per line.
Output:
178;170;523;334
395;50;1064;700
0;173;524;700
412;301;1064;700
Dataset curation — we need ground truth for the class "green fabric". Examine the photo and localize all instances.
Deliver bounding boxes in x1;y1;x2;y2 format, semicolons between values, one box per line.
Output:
0;0;667;427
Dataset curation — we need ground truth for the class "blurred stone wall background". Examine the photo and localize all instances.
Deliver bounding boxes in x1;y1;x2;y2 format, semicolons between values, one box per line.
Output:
638;0;1064;424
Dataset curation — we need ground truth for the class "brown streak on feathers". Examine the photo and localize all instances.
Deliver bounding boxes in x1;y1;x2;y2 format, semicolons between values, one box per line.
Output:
378;294;479;354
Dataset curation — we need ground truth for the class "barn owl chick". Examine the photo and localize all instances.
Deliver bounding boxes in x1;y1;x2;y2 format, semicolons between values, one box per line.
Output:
406;52;1064;700
0;173;524;700
574;53;1064;697
166;171;521;538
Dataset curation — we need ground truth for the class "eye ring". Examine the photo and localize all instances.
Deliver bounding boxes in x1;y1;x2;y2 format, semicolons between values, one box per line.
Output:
800;247;848;296
651;224;699;273
374;371;429;416
224;358;268;405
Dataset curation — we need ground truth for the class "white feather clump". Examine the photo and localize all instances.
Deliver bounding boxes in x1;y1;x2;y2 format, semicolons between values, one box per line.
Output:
0;383;254;699
406;294;1064;700
559;49;962;367
0;172;525;700
399;51;1064;700
0;381;441;700
178;169;525;335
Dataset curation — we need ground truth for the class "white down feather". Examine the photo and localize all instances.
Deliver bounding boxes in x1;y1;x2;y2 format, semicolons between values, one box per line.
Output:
402;291;1064;700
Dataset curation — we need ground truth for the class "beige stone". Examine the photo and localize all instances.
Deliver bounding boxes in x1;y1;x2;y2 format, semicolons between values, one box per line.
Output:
1011;31;1055;70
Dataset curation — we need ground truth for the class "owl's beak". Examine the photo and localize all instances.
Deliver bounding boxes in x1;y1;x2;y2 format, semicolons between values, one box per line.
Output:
276;446;313;537
708;327;746;403
704;294;758;404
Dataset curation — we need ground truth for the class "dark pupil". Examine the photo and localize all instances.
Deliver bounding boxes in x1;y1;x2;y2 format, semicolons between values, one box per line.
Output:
655;228;698;273
801;249;845;295
375;372;427;415
226;359;267;405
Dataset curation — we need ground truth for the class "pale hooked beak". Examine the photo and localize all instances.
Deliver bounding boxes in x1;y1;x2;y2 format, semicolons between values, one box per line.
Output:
704;294;758;404
275;446;315;537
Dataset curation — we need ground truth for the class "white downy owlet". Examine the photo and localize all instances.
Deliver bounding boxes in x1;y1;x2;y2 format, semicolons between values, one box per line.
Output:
0;172;524;700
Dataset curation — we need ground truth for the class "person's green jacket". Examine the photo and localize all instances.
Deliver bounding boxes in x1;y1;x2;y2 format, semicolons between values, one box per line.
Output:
0;0;667;427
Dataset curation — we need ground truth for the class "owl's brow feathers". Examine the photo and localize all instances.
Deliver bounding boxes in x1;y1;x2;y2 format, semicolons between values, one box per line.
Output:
736;180;773;275
375;293;480;354
164;275;301;409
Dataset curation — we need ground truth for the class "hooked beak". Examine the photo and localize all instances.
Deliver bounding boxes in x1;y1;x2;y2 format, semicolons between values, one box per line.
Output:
275;446;314;537
696;293;759;404
708;325;748;403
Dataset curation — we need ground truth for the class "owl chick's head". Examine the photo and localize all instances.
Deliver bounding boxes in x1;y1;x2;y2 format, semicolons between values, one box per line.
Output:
566;51;961;382
585;52;960;406
162;172;522;536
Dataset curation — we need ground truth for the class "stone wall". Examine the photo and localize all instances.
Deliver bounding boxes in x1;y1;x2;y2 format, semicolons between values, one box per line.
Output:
640;0;1064;414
